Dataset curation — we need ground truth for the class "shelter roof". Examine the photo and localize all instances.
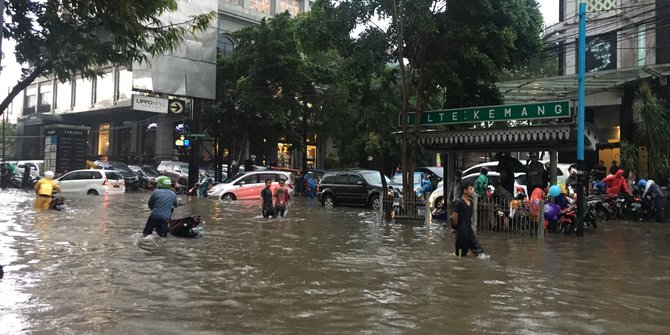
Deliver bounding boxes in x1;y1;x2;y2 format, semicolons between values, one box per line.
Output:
498;64;670;104
412;123;605;153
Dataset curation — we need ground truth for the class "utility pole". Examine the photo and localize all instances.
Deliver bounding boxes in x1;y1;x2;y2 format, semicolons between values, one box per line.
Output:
576;1;587;237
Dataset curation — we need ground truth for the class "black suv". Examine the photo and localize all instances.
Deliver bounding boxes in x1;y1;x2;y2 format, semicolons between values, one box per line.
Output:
317;170;393;209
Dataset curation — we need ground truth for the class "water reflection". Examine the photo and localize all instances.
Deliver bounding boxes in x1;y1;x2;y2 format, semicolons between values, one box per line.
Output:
0;190;669;334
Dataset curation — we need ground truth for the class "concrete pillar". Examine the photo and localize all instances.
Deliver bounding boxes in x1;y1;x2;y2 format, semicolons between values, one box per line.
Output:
550;150;558;185
272;0;281;14
300;0;310;12
155;116;174;162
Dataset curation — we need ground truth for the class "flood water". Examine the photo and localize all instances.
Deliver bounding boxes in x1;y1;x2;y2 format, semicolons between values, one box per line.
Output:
1;189;669;334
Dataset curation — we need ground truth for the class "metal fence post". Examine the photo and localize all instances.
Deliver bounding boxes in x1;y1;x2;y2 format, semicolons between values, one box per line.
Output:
472;196;478;233
538;200;545;238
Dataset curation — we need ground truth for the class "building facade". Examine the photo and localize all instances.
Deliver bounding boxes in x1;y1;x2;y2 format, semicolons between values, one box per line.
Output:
500;0;670;169
13;0;328;170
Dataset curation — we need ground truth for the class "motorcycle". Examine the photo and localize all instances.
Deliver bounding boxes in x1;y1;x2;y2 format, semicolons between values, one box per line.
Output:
10;174;39;189
50;193;66;211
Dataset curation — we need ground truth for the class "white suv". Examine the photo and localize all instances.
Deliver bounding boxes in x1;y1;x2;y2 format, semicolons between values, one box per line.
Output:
209;171;293;200
56;169;126;195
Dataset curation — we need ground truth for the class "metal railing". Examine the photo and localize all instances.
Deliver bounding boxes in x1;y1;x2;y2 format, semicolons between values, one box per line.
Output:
381;192;428;224
473;196;544;237
381;191;545;238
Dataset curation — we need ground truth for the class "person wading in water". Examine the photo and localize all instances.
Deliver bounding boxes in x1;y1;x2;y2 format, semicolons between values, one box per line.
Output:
450;182;484;257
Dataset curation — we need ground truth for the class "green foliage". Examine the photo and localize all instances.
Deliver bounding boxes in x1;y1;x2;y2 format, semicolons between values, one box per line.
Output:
0;121;17;159
632;83;670;180
633;83;670;156
619;140;639;173
0;0;215;116
204;13;337;168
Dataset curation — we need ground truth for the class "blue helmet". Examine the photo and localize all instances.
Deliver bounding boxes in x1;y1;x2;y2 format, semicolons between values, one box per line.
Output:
638;179;647;189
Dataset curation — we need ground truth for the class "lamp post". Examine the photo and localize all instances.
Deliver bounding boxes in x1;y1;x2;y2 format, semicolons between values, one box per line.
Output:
576;1;587;236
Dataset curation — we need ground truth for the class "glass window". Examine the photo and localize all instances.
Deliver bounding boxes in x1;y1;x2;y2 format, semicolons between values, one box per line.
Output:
218;35;235;57
637;25;646;66
75;77;93;108
280;0;300;15
105;171;123;180
349;174;364;185
24;94;36;108
334;174;348;184
59;172;76;181
38;82;53;108
96;72;115;103
56;81;72;110
118;69;133;100
250;0;271;14
98;123;110;156
238;174;259;185
321;175;334;184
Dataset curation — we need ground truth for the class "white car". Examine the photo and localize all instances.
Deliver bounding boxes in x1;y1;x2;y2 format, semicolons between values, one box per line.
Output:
429;172;527;209
56;169;126;195
462;161;573;185
209;171;293;200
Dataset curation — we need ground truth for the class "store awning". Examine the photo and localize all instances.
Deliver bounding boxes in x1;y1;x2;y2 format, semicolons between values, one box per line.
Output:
410;122;605;153
498;64;670;104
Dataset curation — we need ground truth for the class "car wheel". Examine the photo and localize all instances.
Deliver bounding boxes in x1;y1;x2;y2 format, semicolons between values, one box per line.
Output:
322;194;334;207
370;195;380;210
434;197;444;209
222;193;235;201
87;189;99;196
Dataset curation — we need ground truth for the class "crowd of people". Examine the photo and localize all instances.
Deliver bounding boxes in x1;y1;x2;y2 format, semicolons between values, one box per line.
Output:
443;154;668;257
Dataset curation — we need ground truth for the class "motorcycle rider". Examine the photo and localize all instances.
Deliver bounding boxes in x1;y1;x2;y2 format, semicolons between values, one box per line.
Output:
33;171;61;211
638;179;667;222
603;169;629;196
143;176;179;237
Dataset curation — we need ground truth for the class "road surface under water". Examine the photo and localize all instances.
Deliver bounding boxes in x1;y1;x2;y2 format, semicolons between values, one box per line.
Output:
1;189;669;334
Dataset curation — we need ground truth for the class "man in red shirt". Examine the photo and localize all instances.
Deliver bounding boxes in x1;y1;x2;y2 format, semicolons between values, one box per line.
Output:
603;169;629;196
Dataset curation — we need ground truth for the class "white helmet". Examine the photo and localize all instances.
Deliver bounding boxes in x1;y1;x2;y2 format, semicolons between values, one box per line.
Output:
44;171;55;179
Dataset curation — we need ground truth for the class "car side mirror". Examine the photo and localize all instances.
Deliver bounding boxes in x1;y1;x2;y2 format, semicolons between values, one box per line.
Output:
239;181;246;186
357;180;364;185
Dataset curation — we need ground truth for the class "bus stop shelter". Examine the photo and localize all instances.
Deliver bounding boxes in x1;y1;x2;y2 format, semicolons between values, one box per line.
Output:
400;100;607;213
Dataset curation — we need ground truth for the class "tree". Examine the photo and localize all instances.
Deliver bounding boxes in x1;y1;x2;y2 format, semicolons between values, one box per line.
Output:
1;120;17;160
0;0;215;117
632;83;670;181
297;0;543;195
204;12;332;171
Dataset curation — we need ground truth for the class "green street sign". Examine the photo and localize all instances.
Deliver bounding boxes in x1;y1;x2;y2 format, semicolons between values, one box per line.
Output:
403;100;571;126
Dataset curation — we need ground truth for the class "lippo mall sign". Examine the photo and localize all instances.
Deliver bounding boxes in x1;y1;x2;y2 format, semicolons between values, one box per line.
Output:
403;100;571;126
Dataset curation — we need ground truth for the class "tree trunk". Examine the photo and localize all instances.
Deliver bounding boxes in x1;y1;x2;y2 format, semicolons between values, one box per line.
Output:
0;64;48;117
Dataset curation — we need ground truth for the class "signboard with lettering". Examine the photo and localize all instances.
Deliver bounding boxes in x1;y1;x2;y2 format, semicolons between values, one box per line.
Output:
403;101;571;126
44;127;90;174
132;95;168;113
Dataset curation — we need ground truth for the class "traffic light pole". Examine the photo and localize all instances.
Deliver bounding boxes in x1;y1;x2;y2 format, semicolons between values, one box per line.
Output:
576;1;587;237
188;99;200;194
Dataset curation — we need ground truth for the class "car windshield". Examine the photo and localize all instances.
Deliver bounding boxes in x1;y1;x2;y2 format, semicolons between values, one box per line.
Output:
391;172;422;185
143;167;160;177
360;171;391;185
224;173;246;184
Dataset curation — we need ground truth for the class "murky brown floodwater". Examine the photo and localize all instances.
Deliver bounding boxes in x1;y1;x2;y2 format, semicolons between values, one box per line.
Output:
1;188;670;334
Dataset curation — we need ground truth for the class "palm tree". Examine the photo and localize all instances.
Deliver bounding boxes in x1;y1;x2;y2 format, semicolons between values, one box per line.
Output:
632;83;670;180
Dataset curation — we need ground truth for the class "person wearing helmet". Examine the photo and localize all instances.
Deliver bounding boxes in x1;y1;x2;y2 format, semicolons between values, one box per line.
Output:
33;171;61;211
638;179;667;222
143;176;178;237
474;167;489;198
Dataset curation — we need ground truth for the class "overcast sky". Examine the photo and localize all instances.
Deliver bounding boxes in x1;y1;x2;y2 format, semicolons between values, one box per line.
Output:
0;0;561;116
